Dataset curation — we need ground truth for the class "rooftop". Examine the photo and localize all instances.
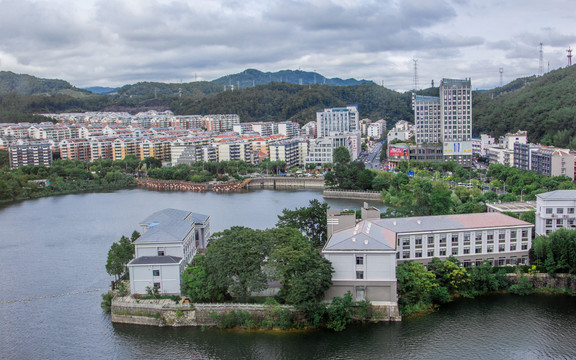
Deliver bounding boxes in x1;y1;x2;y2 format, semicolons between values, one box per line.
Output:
537;190;576;200
486;201;536;213
129;255;183;265
136;208;209;244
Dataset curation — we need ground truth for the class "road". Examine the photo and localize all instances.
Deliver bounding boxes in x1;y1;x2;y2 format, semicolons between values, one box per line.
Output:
362;142;384;170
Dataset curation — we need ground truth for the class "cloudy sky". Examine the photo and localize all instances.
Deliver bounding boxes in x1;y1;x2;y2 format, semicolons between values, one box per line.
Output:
0;0;574;91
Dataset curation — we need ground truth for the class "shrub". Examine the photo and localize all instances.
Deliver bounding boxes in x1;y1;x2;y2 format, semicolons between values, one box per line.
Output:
510;276;533;296
101;291;114;313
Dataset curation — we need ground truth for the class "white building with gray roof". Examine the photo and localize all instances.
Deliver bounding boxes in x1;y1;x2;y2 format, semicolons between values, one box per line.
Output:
536;190;576;236
323;206;533;304
128;208;210;295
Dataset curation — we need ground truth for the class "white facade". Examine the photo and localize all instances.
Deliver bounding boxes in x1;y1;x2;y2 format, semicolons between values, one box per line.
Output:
535;190;576;236
128;208;211;295
316;105;359;138
128;257;186;295
304;134;355;165
367;120;387;140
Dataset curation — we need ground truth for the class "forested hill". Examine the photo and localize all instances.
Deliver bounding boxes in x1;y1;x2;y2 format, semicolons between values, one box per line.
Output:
473;65;576;146
212;69;373;87
0;71;89;96
170;82;413;125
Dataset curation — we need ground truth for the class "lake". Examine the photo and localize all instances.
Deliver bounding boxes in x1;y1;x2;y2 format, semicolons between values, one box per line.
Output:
1;188;575;359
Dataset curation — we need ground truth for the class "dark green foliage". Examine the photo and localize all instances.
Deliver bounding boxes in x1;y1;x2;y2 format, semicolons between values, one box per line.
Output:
211;69;372;87
181;255;227;303
509;276;533;296
326;292;355;332
276;199;329;247
473;65;576;146
101;291;115;313
105;234;135;281
0;158;138;203
531;229;576;274
204;227;269;301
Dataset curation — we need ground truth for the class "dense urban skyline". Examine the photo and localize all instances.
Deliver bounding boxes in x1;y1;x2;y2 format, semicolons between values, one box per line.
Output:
0;0;574;91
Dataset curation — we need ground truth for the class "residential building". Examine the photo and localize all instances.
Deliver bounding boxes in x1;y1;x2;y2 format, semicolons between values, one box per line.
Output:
531;147;575;180
316;105;359;138
128;208;210;295
323;204;397;303
386;120;413;143
413;95;441;144
535;190;576;236
8;144;53;168
269;140;300;168
324;207;534;303
304;133;357;166
59;139;92;161
367;120;387;140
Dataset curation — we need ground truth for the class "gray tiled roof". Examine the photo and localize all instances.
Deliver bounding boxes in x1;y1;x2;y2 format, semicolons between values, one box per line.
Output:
536;190;576;200
374;212;530;233
129;255;183;265
324;221;396;251
136;208;208;244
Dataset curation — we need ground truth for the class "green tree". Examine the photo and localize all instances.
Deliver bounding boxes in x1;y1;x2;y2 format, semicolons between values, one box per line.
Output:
276;199;329;247
396;261;437;314
105;235;135;281
266;227;333;304
181;255;227;302
204;226;269;300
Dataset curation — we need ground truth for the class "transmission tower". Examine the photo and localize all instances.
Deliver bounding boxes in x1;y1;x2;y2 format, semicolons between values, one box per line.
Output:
538;43;544;76
499;68;503;87
412;59;419;91
568;48;573;66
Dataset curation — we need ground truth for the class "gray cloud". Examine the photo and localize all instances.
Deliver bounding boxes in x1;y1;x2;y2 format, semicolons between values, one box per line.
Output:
0;0;573;91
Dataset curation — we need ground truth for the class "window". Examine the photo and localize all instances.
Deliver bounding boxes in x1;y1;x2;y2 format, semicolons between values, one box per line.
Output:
452;248;458;255
153;282;160;289
152;270;160;276
452;234;459;243
557;219;563;226
521;244;528;250
499;244;505;252
546;219;553;226
427;249;435;257
475;246;482;254
487;245;494;253
522;230;529;239
415;250;423;258
557;208;564;214
546;208;553;214
439;248;447;256
157;250;165;256
402;251;410;259
440;235;447;245
356;256;364;265
499;232;506;240
568;208;574;214
510;244;517;251
475;232;482;241
487;232;494;241
355;287;365;301
356;271;364;280
415;237;422;246
428;236;434;244
401;237;410;246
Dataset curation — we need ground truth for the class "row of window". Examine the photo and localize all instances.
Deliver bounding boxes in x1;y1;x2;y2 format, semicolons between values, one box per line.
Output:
400;243;528;259
544;207;575;214
398;230;530;246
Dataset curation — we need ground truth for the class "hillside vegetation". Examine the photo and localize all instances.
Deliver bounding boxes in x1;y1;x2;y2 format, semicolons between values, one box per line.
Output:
1;67;575;147
473;65;576;147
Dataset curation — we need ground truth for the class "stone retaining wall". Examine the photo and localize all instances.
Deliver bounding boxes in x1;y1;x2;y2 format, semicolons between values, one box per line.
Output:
506;273;576;291
110;297;401;327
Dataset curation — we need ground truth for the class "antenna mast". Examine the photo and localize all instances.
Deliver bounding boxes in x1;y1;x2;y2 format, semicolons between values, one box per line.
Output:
499;68;503;87
568;48;573;66
538;43;544;76
412;59;419;91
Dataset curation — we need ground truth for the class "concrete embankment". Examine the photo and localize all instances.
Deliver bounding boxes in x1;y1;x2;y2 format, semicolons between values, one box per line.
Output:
323;189;382;201
245;177;325;190
110;297;401;327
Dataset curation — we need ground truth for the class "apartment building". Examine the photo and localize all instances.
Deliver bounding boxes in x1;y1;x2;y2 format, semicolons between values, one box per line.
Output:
8;143;53;168
59;139;92;161
316;105;359;138
367;119;387;140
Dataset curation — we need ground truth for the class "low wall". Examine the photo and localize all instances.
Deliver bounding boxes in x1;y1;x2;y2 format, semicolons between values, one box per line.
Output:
245;177;325;189
110;297;401;327
506;273;576;291
323;189;382;200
